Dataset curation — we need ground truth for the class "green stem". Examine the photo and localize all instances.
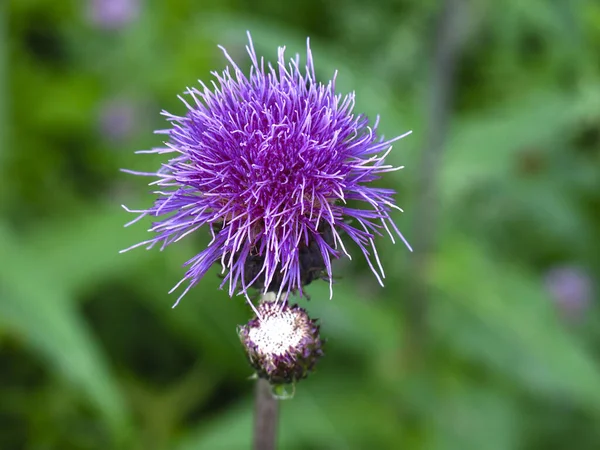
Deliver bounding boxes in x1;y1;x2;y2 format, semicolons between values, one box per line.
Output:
253;378;279;450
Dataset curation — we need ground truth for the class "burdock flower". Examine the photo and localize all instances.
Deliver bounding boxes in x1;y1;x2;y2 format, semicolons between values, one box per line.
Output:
122;33;411;309
238;296;324;385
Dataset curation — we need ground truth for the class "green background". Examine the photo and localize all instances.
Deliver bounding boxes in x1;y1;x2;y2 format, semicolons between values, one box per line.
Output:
3;0;600;449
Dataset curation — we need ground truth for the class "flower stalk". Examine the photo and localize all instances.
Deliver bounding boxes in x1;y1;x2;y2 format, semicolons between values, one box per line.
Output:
121;32;412;449
254;378;279;450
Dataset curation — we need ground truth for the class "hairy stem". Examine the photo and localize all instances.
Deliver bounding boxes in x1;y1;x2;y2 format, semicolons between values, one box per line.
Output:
253;378;279;450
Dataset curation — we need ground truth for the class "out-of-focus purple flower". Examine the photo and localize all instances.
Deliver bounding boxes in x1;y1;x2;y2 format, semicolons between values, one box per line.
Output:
122;33;411;309
545;265;593;319
98;99;137;142
87;0;140;30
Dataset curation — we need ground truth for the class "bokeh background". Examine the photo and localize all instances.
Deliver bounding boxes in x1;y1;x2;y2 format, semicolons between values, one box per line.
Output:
3;0;600;449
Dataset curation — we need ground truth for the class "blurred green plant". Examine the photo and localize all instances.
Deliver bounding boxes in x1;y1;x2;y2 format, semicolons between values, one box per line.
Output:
2;0;600;449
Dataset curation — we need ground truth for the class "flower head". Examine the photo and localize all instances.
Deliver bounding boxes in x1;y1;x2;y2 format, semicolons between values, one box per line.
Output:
87;0;140;30
122;33;411;309
545;265;593;320
99;98;137;142
238;297;324;385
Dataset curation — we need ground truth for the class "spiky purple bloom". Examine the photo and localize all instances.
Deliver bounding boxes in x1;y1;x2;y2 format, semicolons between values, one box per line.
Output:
122;33;411;307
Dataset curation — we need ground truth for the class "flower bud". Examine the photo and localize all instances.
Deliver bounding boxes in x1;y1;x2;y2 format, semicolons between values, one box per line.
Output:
238;300;324;385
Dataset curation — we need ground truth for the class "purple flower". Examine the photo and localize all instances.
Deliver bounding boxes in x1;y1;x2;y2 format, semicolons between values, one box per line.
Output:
87;0;139;30
98;98;137;142
122;33;411;309
545;265;593;319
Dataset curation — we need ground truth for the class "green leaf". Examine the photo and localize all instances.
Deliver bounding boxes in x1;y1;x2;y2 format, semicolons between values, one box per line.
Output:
430;235;600;411
175;377;402;450
302;281;404;361
23;201;155;294
428;385;518;450
441;87;598;204
0;0;7;201
0;224;130;442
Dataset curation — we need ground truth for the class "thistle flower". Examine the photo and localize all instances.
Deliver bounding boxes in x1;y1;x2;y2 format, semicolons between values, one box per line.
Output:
238;296;323;385
122;33;411;310
545;265;593;321
87;0;140;30
99;98;137;142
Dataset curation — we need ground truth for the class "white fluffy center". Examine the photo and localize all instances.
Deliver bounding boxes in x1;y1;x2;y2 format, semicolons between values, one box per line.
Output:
249;310;304;356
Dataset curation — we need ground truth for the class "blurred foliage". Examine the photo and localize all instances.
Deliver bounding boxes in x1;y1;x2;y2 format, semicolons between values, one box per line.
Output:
2;0;600;449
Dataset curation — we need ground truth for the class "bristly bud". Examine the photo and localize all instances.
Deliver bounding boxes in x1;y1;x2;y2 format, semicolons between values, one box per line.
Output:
238;299;324;386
